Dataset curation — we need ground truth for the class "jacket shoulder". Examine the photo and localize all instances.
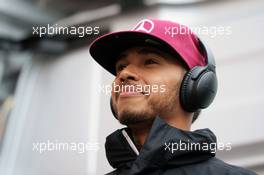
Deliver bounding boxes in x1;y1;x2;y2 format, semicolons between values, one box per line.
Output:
208;158;257;175
164;158;257;175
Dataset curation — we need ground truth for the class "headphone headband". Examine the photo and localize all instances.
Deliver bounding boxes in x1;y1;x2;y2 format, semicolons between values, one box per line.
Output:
197;38;216;72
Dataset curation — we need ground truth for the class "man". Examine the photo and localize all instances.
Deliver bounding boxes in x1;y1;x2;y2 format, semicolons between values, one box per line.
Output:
89;19;257;175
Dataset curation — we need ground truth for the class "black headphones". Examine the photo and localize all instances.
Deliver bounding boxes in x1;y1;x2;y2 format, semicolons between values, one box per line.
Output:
110;38;217;118
179;38;217;112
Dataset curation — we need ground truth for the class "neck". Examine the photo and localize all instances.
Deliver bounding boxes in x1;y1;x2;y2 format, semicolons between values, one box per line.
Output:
161;105;193;131
128;111;192;150
162;111;193;131
129;120;153;150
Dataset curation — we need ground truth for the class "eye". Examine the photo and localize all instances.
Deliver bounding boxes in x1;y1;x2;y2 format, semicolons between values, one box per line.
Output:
116;64;127;72
144;59;158;65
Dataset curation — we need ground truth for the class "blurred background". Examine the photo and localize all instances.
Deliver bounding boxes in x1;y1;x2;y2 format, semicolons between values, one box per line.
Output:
0;0;263;174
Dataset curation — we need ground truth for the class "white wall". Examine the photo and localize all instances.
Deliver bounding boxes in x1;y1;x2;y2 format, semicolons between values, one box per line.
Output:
0;49;116;175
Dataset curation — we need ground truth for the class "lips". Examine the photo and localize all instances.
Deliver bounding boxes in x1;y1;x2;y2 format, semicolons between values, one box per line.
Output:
118;84;146;98
119;91;143;97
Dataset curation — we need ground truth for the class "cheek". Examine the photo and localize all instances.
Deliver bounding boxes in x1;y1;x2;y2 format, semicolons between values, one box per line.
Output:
146;72;183;97
145;74;171;91
148;83;170;101
141;64;185;91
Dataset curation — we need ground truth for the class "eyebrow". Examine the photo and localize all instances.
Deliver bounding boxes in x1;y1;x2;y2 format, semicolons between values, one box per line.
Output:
137;48;167;58
116;53;127;63
116;47;167;63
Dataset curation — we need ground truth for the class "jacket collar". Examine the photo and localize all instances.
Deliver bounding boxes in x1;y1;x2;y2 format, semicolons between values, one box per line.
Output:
105;116;216;170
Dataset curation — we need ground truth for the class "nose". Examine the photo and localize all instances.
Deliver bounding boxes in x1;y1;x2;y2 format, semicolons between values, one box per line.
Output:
118;65;140;83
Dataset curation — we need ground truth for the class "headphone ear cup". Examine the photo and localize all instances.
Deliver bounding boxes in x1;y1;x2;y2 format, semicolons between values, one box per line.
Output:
180;68;196;112
180;66;217;112
110;97;118;119
195;70;217;109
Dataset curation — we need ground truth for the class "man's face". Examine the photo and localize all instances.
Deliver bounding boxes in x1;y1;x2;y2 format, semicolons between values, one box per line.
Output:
111;46;186;126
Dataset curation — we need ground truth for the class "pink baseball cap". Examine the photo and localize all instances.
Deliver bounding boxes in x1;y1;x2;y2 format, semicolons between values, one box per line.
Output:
89;19;206;75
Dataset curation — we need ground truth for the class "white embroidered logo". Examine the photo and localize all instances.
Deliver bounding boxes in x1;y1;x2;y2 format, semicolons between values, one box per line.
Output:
132;19;154;33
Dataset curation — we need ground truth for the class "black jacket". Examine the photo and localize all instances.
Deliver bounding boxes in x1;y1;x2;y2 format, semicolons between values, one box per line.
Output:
105;117;257;175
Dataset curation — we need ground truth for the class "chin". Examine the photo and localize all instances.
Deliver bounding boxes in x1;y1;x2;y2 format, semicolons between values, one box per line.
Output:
117;106;145;118
117;100;146;112
117;106;156;126
118;111;153;126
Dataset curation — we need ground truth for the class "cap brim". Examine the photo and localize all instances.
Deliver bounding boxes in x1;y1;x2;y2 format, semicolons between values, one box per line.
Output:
89;31;186;75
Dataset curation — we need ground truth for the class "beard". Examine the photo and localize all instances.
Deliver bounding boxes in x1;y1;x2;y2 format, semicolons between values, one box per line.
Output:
118;106;155;125
113;82;180;126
